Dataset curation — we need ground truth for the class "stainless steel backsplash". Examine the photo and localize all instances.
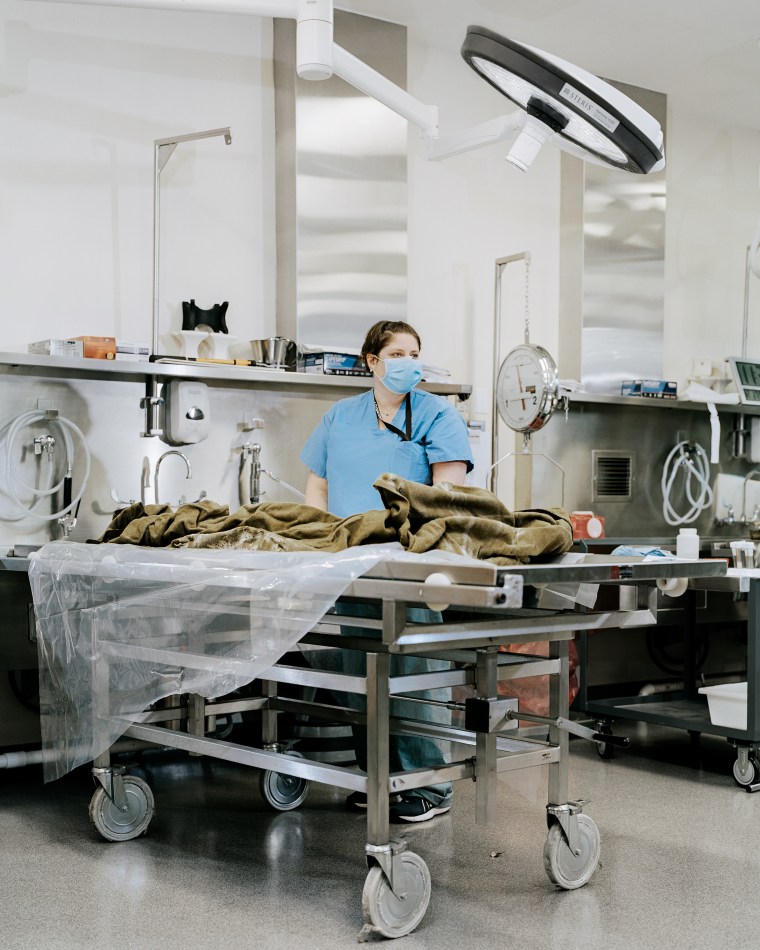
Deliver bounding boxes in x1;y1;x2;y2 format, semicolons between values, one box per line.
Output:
530;397;747;539
0;369;329;549
274;11;408;350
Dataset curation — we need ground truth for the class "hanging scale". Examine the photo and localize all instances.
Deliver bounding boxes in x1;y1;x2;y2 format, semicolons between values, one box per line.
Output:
495;255;561;439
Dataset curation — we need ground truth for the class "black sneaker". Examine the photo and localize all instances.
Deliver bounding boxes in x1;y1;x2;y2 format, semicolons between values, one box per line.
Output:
345;791;402;812
390;795;452;823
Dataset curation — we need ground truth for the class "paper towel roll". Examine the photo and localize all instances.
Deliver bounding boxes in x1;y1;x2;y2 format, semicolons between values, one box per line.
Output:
423;572;452;611
708;403;720;464
656;576;688;598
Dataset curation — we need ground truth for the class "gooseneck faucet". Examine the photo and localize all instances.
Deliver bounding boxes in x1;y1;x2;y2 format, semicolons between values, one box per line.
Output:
154;450;192;505
741;469;760;524
241;442;262;504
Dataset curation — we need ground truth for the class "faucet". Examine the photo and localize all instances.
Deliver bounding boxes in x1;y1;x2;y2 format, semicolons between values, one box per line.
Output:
241;442;262;504
741;469;760;523
154;450;192;505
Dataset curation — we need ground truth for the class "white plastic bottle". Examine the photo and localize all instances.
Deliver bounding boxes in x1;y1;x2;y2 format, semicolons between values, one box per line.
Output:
676;527;700;559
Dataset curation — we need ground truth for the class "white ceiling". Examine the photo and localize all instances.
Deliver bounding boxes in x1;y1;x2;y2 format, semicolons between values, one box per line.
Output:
338;0;760;133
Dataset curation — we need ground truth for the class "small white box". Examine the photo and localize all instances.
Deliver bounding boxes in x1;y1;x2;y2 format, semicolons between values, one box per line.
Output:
698;682;747;730
28;339;84;358
116;341;150;361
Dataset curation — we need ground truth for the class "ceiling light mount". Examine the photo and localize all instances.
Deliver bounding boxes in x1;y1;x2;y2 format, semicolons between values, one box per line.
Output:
526;97;568;134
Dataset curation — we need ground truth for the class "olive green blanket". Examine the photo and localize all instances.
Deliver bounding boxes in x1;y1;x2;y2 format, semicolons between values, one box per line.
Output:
94;473;572;566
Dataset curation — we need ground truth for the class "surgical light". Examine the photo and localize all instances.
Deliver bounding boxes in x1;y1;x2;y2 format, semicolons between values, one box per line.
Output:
461;27;664;174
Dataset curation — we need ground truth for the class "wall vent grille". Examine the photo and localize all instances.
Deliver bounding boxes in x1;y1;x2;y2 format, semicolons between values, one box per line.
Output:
592;451;634;502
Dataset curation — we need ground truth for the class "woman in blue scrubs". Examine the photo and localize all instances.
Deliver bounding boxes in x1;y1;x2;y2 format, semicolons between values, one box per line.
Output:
301;320;473;823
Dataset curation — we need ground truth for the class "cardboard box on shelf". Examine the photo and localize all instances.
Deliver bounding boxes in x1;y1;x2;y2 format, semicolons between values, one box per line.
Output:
301;352;324;374
300;351;371;376
69;336;117;359
115;341;151;361
28;339;84;359
621;379;677;399
323;352;371;376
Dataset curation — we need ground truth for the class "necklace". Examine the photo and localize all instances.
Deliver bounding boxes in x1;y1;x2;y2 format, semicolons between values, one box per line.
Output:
373;395;399;421
373;393;413;442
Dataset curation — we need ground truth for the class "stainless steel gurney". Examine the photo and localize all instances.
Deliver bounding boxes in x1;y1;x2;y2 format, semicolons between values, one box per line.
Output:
32;547;725;939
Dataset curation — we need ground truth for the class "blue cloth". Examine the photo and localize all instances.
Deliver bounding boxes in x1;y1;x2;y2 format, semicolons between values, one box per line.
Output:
300;388;473;517
610;545;675;558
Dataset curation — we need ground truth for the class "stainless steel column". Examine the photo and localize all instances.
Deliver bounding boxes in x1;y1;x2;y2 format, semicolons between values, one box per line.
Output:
548;638;570;805
475;647;498;824
365;649;390;846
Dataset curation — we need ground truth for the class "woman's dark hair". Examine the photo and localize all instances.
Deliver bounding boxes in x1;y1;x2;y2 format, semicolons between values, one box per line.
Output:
360;321;422;365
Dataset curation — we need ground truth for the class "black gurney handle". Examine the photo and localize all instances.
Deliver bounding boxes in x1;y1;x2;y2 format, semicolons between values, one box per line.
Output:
508;709;631;748
590;730;630;749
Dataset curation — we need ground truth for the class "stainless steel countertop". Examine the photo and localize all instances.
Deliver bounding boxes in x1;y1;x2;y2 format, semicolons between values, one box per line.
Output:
689;567;760;593
4;548;728;585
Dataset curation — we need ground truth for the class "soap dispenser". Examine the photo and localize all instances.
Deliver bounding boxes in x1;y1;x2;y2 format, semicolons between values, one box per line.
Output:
164;380;210;445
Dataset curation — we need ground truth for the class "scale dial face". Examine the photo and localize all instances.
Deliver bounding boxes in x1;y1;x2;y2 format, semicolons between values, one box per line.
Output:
496;343;559;433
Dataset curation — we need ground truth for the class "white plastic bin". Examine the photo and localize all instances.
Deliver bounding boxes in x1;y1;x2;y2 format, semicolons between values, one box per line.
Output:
698;682;747;730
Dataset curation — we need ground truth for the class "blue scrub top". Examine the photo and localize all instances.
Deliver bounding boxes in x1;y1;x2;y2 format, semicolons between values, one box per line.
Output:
300;388;474;518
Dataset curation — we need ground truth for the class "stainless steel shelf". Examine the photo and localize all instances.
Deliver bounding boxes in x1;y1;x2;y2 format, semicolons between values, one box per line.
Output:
0;351;472;397
568;390;758;415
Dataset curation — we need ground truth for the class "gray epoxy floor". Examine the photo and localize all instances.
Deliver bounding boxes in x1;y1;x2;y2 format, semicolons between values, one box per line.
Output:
2;722;760;950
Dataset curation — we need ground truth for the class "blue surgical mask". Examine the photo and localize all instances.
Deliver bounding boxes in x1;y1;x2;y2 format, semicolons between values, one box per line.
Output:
375;356;423;395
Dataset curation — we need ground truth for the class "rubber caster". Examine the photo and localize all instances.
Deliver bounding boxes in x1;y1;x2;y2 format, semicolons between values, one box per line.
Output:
543;814;601;890
260;751;310;811
733;755;759;787
362;851;431;938
89;775;155;842
595;724;615;760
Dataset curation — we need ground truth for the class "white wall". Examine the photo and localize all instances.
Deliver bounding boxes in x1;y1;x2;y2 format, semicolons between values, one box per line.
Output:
0;2;276;350
664;109;760;386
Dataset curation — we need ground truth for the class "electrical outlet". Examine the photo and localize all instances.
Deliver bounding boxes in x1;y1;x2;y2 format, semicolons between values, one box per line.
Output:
241;413;264;432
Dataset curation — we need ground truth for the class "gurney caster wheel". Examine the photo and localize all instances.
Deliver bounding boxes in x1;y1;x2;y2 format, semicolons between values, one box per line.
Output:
260;752;310;811
89;775;155;842
595;724;615;759
362;851;431;939
543;814;600;890
733;755;759;787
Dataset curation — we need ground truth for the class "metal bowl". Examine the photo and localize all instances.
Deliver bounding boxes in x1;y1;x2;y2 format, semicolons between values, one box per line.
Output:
250;337;298;369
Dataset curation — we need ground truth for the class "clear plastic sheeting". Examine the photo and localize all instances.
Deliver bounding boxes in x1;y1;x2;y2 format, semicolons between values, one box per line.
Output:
29;540;404;782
